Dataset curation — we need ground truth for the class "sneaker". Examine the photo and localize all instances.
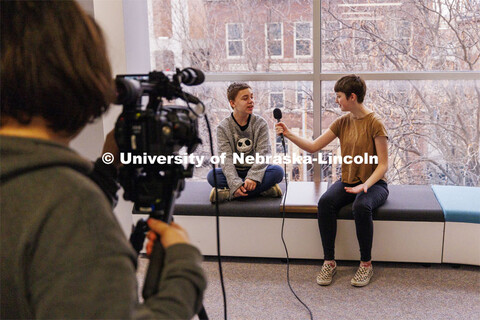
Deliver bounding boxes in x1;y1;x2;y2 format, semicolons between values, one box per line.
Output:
316;262;337;286
351;265;373;287
209;187;230;203
260;184;283;198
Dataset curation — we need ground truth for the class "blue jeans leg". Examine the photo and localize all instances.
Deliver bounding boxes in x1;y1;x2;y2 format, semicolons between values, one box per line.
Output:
207;165;284;197
246;165;284;197
207;168;229;189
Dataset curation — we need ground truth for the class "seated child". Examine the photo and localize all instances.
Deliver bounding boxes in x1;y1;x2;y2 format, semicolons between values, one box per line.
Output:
207;82;284;203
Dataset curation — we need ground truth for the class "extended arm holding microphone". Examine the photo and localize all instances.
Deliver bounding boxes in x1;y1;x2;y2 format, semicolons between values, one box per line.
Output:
274;118;337;154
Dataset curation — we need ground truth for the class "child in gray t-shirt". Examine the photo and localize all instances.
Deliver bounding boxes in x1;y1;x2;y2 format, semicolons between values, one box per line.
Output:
207;82;284;202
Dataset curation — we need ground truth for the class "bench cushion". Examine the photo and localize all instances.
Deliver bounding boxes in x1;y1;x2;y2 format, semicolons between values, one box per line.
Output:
338;185;445;222
174;181;445;222
174;181;293;218
431;185;480;224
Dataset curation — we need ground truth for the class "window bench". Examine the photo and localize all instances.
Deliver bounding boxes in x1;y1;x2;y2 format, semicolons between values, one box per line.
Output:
172;181;479;266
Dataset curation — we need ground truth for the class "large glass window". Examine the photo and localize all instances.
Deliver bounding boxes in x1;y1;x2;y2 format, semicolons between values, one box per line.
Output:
321;0;479;71
322;80;480;186
186;81;314;181
145;0;479;186
147;0;313;73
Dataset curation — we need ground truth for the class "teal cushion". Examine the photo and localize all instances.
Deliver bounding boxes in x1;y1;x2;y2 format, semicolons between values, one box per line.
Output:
431;185;480;224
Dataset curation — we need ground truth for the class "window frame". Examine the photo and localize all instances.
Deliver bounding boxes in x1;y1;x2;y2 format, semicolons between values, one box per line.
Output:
125;0;480;182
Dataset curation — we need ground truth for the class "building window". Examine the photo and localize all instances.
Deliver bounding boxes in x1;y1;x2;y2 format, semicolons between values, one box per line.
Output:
266;22;283;57
269;82;284;109
295;22;312;57
226;23;244;57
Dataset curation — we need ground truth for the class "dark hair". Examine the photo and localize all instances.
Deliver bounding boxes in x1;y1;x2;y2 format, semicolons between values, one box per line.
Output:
334;75;367;103
1;1;115;135
227;82;251;102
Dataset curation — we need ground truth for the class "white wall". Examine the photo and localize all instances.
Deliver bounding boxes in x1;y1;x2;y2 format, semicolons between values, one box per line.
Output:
72;0;154;236
72;0;135;237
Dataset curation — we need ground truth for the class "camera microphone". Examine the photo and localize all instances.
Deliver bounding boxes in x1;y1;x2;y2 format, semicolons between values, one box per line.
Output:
179;67;205;86
273;108;285;151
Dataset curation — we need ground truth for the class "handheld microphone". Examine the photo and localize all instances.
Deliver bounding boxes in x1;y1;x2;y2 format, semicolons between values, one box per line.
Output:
273;108;286;151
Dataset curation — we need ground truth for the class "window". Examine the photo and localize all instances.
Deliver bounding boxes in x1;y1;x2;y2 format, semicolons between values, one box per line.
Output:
265;22;283;58
226;23;244;57
295;22;312;57
142;0;479;184
269;82;284;109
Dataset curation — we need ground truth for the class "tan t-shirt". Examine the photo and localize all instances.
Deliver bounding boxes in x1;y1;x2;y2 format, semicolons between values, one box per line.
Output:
329;112;388;184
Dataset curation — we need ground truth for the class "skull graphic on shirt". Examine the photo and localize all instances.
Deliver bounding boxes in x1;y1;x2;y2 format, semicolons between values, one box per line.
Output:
236;137;253;154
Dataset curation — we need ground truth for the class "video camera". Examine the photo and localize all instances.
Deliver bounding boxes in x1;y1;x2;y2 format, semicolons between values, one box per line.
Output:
114;68;205;221
114;68;207;301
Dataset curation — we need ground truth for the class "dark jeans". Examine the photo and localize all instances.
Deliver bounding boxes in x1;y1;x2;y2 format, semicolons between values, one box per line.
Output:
317;180;389;262
207;165;284;197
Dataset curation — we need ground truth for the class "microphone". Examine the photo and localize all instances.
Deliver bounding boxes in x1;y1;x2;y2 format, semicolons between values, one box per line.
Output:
179;67;205;86
273;108;286;151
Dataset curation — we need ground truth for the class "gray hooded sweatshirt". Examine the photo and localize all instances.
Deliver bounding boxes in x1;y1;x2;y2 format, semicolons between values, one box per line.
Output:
0;136;206;319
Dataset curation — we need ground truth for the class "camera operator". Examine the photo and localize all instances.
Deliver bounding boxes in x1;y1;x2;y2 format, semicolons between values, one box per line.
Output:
0;1;206;319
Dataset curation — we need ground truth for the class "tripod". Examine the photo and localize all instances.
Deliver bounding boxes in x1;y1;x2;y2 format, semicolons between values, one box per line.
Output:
127;168;208;320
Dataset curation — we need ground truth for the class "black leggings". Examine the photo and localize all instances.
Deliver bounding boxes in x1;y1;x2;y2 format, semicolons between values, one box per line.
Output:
317;180;389;262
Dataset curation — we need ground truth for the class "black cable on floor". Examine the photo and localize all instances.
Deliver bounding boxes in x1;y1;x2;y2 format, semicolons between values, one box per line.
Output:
205;115;228;320
280;162;314;320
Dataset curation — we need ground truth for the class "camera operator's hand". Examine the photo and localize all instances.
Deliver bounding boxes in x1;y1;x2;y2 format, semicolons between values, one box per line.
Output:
146;219;190;254
244;178;257;191
102;129;122;169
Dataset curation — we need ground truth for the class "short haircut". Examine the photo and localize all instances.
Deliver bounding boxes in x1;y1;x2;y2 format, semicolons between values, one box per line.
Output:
227;82;251;102
334;75;367;103
1;1;115;135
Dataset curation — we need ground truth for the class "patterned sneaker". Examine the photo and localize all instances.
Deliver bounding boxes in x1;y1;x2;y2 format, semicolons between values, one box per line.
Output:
316;263;337;286
209;187;230;203
351;265;373;287
260;184;283;198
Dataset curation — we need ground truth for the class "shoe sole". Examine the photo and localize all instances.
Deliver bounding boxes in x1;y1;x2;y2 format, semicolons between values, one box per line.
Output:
316;269;336;286
351;270;373;287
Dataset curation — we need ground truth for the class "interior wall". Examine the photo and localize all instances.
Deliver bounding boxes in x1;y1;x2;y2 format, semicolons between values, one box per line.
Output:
72;0;134;237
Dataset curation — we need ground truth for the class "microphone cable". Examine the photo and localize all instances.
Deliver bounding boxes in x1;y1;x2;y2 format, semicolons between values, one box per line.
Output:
278;126;313;320
204;114;228;320
184;96;227;320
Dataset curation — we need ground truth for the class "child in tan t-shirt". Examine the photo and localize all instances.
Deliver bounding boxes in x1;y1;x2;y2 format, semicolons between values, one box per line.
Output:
275;75;389;288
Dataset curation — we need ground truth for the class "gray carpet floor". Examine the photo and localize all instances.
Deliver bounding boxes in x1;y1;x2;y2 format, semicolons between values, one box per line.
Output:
137;256;479;320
